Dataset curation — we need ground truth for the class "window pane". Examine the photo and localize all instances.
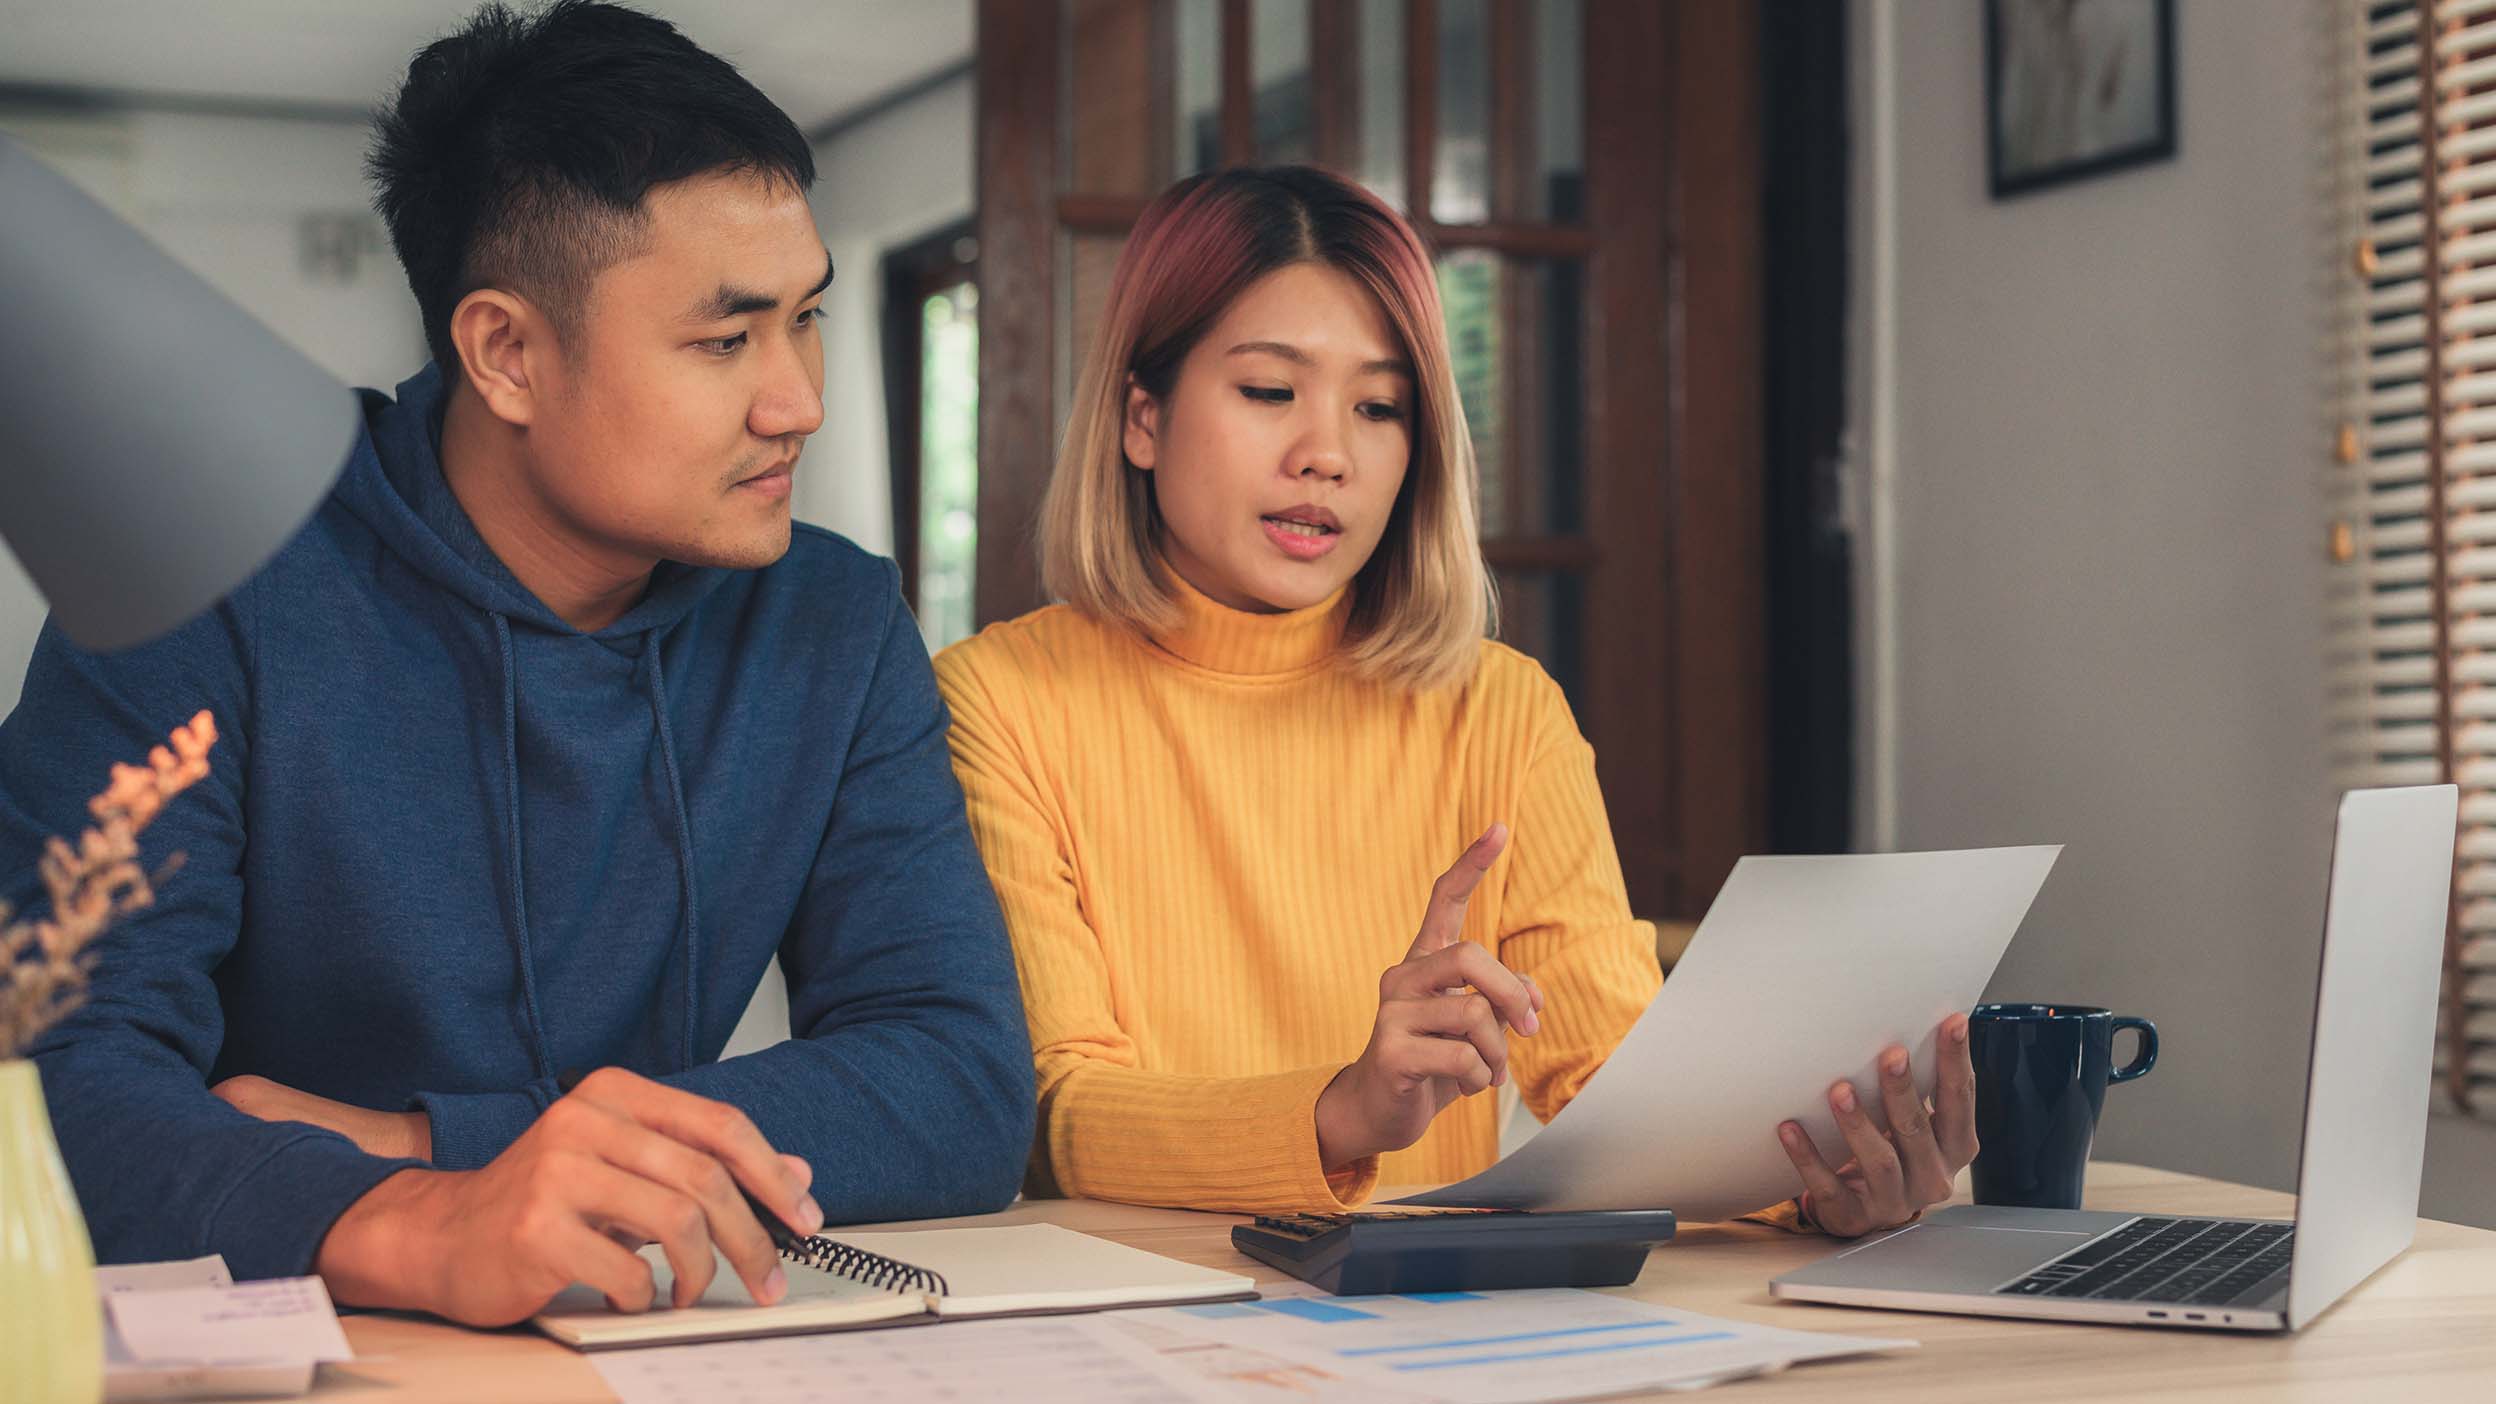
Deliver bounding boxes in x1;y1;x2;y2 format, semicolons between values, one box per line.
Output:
1174;0;1223;180
1439;249;1505;528
1492;568;1586;718
1531;0;1584;221
917;283;981;651
1253;0;1314;164
1357;0;1407;211
1437;250;1585;537
1433;0;1491;223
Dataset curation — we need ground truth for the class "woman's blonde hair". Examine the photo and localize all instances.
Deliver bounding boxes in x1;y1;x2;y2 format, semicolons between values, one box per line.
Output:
1038;165;1493;691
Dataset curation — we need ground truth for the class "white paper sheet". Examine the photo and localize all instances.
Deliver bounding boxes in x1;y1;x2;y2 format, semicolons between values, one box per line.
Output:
96;1256;231;1295
1113;1289;1912;1403
588;1316;1228;1404
1397;846;2059;1219
106;1276;354;1367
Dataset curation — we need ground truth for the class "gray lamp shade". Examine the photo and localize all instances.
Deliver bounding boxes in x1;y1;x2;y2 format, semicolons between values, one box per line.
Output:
0;133;355;653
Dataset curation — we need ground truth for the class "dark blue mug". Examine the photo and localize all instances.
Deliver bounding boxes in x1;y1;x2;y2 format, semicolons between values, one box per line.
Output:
1968;1003;2158;1210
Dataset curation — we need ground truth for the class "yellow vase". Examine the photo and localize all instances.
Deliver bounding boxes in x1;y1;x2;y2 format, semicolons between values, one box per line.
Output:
0;1058;103;1404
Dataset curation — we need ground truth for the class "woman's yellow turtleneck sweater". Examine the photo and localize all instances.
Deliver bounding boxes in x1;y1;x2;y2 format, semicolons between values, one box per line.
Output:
932;576;1663;1212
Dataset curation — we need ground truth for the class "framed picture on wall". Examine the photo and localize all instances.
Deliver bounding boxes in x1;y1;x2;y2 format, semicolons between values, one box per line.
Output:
1986;0;2177;199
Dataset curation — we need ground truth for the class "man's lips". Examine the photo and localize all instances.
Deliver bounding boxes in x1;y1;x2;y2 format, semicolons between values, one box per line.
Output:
735;459;796;498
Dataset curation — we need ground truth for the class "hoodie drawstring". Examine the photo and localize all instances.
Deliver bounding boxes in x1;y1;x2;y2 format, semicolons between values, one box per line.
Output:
489;616;706;1079
642;643;703;1070
492;612;557;1083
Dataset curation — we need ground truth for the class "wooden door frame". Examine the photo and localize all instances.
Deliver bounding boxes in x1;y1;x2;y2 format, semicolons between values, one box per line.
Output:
880;220;979;616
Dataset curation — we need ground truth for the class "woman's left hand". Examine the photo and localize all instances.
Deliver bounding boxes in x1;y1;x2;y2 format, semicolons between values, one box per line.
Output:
1773;1012;1979;1237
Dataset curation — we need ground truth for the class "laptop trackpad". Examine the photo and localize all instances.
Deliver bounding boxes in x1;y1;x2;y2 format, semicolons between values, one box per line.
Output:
1820;1224;2094;1293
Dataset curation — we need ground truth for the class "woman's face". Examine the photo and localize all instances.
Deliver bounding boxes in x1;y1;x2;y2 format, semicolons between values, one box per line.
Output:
1125;261;1414;614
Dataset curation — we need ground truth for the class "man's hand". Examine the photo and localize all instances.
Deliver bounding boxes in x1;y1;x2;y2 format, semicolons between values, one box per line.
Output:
311;1067;822;1328
1315;824;1543;1171
1773;1012;1981;1238
213;1075;432;1161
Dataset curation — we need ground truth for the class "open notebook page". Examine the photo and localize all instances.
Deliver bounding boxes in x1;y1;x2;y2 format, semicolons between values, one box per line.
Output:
832;1223;1255;1316
534;1246;922;1349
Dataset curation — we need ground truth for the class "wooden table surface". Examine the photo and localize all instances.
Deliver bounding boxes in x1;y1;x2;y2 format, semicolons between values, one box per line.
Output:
316;1163;2496;1402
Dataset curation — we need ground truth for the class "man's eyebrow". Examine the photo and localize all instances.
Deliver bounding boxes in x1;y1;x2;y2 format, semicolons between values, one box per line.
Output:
685;250;837;322
1226;339;1411;376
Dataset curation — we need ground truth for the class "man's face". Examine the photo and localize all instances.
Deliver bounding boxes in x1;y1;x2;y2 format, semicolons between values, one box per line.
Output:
526;169;829;571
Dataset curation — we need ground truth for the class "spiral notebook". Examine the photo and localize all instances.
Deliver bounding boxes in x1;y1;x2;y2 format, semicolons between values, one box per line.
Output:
532;1223;1257;1350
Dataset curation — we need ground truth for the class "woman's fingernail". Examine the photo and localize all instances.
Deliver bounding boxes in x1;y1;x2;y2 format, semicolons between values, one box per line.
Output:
1952;1018;1970;1045
1884;1049;1909;1078
764;1266;788;1304
1833;1083;1857;1112
1779;1122;1802;1146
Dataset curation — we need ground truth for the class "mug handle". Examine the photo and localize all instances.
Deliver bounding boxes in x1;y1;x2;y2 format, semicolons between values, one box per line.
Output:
2109;1016;2158;1083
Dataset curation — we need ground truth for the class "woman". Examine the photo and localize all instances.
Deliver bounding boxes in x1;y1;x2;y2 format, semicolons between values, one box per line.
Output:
934;166;1974;1235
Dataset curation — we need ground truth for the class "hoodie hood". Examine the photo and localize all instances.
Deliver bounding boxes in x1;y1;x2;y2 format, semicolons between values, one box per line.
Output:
334;362;730;642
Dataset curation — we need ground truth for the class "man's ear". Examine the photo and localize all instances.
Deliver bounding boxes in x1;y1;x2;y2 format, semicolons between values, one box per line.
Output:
1122;379;1160;471
448;288;550;428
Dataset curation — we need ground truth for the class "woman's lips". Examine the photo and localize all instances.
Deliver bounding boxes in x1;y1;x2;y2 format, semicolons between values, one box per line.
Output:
1261;514;1341;560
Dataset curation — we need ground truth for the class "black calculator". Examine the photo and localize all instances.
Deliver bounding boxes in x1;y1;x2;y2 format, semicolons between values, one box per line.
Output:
1232;1209;1678;1295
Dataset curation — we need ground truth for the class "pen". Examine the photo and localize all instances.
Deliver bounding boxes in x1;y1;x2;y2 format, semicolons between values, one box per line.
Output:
552;1070;810;1256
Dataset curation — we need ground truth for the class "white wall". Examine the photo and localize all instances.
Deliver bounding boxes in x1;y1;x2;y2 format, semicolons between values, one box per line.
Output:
1844;0;2496;1218
786;72;974;556
0;106;425;706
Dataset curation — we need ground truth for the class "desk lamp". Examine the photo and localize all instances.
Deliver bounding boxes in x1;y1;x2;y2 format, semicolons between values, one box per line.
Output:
0;132;354;651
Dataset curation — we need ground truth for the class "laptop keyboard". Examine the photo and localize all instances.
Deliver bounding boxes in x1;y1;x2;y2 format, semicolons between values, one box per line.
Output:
1994;1217;2295;1305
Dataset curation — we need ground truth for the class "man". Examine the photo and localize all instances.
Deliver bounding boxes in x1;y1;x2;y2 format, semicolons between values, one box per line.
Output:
4;1;1032;1326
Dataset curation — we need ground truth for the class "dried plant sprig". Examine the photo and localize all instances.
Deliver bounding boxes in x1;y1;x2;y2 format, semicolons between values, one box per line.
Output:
0;711;218;1059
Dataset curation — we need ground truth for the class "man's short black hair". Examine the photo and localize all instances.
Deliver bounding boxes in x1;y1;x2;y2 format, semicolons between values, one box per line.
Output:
368;0;816;372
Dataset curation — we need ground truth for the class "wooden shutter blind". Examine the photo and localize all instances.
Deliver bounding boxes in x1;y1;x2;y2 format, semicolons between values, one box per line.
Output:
2337;0;2496;1119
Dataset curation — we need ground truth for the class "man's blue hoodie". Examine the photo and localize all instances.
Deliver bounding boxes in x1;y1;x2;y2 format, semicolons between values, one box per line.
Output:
6;365;1034;1279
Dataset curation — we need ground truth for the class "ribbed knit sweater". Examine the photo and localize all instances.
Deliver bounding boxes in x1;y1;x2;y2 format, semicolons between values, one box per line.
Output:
933;574;1664;1212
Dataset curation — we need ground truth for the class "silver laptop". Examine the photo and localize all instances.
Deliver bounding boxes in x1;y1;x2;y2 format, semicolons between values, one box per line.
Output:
1770;784;2458;1332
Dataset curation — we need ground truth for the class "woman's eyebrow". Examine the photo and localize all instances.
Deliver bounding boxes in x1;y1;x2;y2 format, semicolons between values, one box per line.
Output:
1226;340;1411;376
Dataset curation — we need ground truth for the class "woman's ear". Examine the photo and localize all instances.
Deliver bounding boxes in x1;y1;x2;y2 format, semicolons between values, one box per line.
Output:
1122;379;1161;471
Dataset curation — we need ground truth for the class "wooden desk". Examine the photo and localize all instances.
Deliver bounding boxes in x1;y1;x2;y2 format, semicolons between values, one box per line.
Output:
321;1163;2496;1402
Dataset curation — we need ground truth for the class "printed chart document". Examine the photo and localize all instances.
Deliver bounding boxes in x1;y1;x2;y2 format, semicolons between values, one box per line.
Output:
1110;1289;1913;1402
588;1314;1228;1404
1399;846;2060;1219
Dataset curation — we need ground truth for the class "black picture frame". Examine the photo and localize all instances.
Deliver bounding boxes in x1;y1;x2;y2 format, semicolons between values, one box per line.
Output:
1985;0;2178;199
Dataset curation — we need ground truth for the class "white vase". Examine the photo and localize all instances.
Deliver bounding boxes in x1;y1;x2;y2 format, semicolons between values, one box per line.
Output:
0;1058;103;1404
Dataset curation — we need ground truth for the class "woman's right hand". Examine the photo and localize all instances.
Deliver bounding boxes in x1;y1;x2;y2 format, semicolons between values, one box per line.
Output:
1315;824;1544;1171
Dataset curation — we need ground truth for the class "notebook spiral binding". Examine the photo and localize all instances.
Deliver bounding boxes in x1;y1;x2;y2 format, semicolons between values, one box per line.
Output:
782;1235;951;1297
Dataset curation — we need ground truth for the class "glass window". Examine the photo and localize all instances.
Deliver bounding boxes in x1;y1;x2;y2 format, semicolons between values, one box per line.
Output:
1432;0;1490;223
1174;0;1223;179
1357;0;1407;211
915;283;981;651
1253;0;1313;163
1437;250;1585;538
